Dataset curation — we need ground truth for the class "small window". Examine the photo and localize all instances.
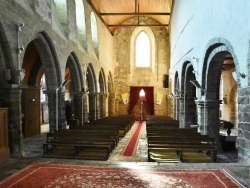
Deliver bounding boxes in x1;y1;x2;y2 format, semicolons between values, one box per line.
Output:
136;31;150;67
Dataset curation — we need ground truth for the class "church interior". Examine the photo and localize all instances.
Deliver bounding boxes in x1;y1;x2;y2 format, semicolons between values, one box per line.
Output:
0;0;250;187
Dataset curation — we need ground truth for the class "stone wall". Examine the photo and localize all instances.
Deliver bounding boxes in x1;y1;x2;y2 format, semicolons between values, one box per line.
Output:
170;0;250;164
113;17;171;116
0;0;114;156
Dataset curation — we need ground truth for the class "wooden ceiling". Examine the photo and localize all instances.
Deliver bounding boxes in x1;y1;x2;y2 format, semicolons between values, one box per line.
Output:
87;0;174;34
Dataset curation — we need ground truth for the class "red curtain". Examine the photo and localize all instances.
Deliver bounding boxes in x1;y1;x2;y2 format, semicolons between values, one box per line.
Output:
129;86;154;115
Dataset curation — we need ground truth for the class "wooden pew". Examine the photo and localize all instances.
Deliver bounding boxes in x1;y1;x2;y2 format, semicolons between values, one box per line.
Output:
86;115;135;136
43;143;112;160
43;131;115;160
145;119;218;162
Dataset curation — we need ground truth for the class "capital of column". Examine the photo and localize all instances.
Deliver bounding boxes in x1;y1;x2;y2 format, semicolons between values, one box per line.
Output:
195;99;222;107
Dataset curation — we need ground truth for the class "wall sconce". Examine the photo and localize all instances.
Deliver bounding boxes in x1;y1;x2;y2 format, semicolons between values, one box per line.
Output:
189;80;204;91
232;71;246;80
192;57;199;63
18;23;24;31
18;46;25;54
239;72;246;78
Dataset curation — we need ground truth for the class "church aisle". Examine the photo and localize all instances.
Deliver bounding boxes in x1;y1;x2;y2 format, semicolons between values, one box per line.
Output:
108;121;148;162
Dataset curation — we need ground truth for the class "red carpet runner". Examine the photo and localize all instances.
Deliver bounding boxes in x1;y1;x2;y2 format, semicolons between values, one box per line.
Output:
121;121;144;156
0;163;243;188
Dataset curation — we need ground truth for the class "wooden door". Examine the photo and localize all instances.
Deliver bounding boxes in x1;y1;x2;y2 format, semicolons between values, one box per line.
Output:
0;108;9;164
22;87;40;138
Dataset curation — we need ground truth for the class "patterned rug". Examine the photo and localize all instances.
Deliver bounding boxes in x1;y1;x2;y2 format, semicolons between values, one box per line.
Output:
0;163;244;188
121;121;144;156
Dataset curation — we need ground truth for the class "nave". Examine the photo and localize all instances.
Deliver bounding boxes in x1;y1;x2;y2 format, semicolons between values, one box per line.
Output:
0;119;249;187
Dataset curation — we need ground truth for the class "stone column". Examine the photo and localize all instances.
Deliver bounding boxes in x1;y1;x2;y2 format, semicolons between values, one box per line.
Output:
179;97;196;128
46;90;67;132
83;92;89;124
178;97;185;128
99;93;104;118
196;99;221;145
88;93;96;121
71;91;83;126
185;98;197;127
96;93;101;119
108;92;116;116
104;93;109;117
7;87;23;157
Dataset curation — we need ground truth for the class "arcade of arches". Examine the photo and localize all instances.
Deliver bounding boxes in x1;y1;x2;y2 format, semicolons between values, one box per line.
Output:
0;0;250;170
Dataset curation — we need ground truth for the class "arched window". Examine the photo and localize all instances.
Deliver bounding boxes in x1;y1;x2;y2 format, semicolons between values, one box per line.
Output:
53;0;68;33
136;31;150;67
75;0;86;48
90;12;98;55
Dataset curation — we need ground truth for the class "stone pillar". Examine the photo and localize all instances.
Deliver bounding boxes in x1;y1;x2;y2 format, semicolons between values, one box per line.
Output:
185;98;197;127
237;87;250;163
46;90;67;132
72;92;83;126
196;99;221;145
96;93;101;119
82;92;89;124
88;93;97;121
104;93;109;117
108;92;116;116
99;93;105;118
7;87;23;157
178;97;185;128
179;97;196;128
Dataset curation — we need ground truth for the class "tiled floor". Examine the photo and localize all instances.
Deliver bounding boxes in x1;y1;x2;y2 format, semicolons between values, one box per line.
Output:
0;122;249;187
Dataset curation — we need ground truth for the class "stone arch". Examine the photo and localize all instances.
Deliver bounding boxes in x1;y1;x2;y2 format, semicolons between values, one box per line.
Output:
108;72;115;116
86;63;97;120
66;52;83;92
99;68;106;118
202;38;241;89
180;61;197;127
33;32;61;90
0;23;14;84
173;71;180;121
31;32;62;132
65;52;84;124
200;39;240;145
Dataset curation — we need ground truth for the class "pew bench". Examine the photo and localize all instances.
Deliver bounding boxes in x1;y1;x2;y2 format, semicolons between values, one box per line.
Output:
43;143;112;160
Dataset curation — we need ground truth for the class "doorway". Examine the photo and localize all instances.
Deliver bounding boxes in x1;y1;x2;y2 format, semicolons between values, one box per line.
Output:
129;86;154;119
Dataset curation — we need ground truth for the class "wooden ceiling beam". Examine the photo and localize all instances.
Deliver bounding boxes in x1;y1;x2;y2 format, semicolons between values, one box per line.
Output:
86;0;111;34
108;24;169;27
100;12;171;16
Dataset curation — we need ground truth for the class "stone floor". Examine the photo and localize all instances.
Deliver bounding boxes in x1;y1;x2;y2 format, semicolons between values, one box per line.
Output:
0;122;249;187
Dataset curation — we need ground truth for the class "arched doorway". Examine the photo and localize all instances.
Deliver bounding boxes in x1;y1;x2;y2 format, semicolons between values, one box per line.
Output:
21;41;44;138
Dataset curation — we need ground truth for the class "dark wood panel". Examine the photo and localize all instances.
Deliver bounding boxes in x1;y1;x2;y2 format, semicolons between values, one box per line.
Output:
0;108;9;164
23;87;41;138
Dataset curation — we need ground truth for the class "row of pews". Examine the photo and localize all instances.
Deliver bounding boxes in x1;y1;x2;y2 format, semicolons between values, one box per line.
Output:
146;116;218;163
43;115;135;160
